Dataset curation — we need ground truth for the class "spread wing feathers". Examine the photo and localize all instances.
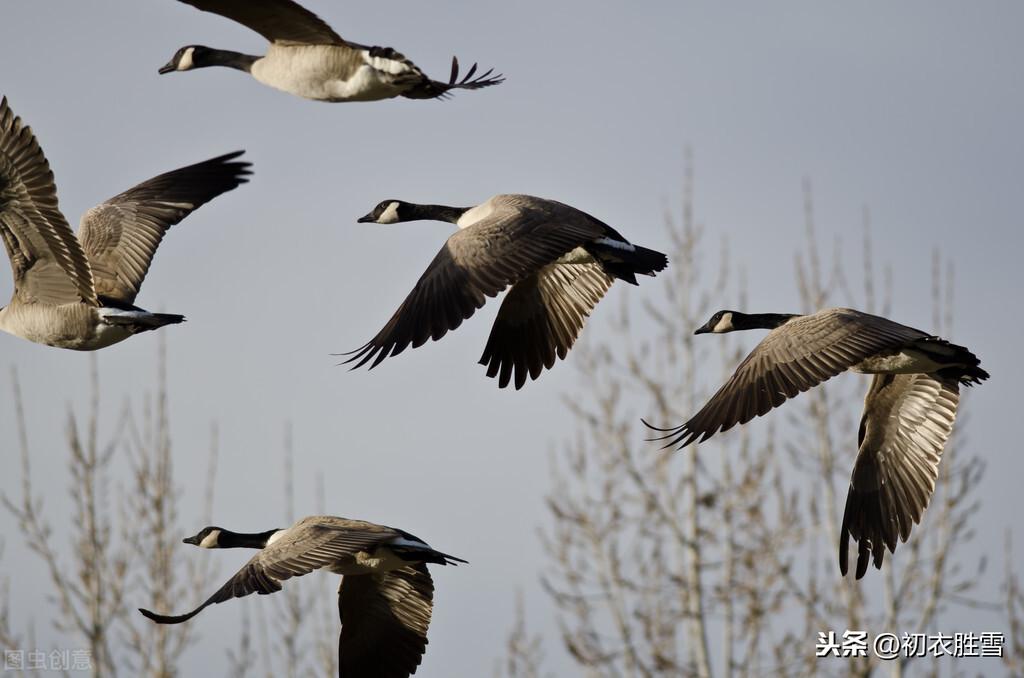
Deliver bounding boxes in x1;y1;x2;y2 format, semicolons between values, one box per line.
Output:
139;559;283;624
402;57;506;100
647;309;928;449
839;373;959;578
0;97;96;305
177;0;345;45
344;208;604;370
480;262;613;389
78;151;251;303
255;520;399;582
139;519;400;625
338;564;434;678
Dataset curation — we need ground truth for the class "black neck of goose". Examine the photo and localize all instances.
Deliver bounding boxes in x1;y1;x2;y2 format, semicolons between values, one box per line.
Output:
199;49;259;73
218;528;280;549
406;203;470;224
736;312;801;330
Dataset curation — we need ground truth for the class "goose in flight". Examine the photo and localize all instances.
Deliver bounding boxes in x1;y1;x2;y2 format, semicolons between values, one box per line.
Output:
644;308;988;578
159;0;504;102
140;516;465;678
0;96;250;350
346;194;669;389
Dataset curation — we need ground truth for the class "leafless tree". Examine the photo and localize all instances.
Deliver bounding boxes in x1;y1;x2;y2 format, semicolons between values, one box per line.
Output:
494;591;548;678
3;340;218;677
0;540;19;654
225;599;255;678
121;340;220;677
3;360;128;676
1002;533;1023;676
513;159;993;677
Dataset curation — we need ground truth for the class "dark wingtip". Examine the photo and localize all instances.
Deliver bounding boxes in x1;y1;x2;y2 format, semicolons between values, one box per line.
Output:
856;546;871;580
336;342;387;371
139;607;173;623
139;606;198;625
838;530;850;577
640;417;672;433
444;56;506;92
640;418;693;449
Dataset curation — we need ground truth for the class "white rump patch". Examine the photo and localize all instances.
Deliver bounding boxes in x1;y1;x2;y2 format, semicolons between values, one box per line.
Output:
266;529;287;546
98;308;150;322
593;236;636;252
362;51;415;76
388;535;430;550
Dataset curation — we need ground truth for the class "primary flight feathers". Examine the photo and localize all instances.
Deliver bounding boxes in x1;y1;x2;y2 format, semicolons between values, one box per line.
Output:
645;307;988;579
344;195;668;389
0;95;250;350
160;0;504;102
140;516;465;678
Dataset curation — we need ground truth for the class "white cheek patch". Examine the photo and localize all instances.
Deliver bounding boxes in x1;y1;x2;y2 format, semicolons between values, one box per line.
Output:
199;530;220;548
179;47;195;71
713;313;734;333
377;201;401;224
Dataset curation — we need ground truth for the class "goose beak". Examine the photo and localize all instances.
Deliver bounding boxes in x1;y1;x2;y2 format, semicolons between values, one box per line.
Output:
694;325;711;335
182;534;201;545
357;213;375;223
158;61;177;75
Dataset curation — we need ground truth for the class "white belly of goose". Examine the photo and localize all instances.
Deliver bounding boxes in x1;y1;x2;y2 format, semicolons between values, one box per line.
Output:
0;304;131;350
251;45;411;102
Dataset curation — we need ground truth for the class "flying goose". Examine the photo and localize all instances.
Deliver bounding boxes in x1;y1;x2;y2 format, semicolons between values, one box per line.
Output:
346;195;669;388
0;97;250;350
140;516;465;678
644;308;988;578
159;0;504;102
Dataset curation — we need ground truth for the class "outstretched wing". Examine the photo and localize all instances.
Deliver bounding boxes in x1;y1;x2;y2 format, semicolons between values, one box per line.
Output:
140;519;399;624
646;309;926;449
177;0;345;45
139;557;283;624
0;96;96;306
480;262;613;389
78;151;250;304
338;564;434;678
839;373;959;578
344;199;604;370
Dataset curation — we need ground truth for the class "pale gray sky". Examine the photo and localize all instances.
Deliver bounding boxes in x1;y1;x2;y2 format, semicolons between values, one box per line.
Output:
1;1;1022;675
